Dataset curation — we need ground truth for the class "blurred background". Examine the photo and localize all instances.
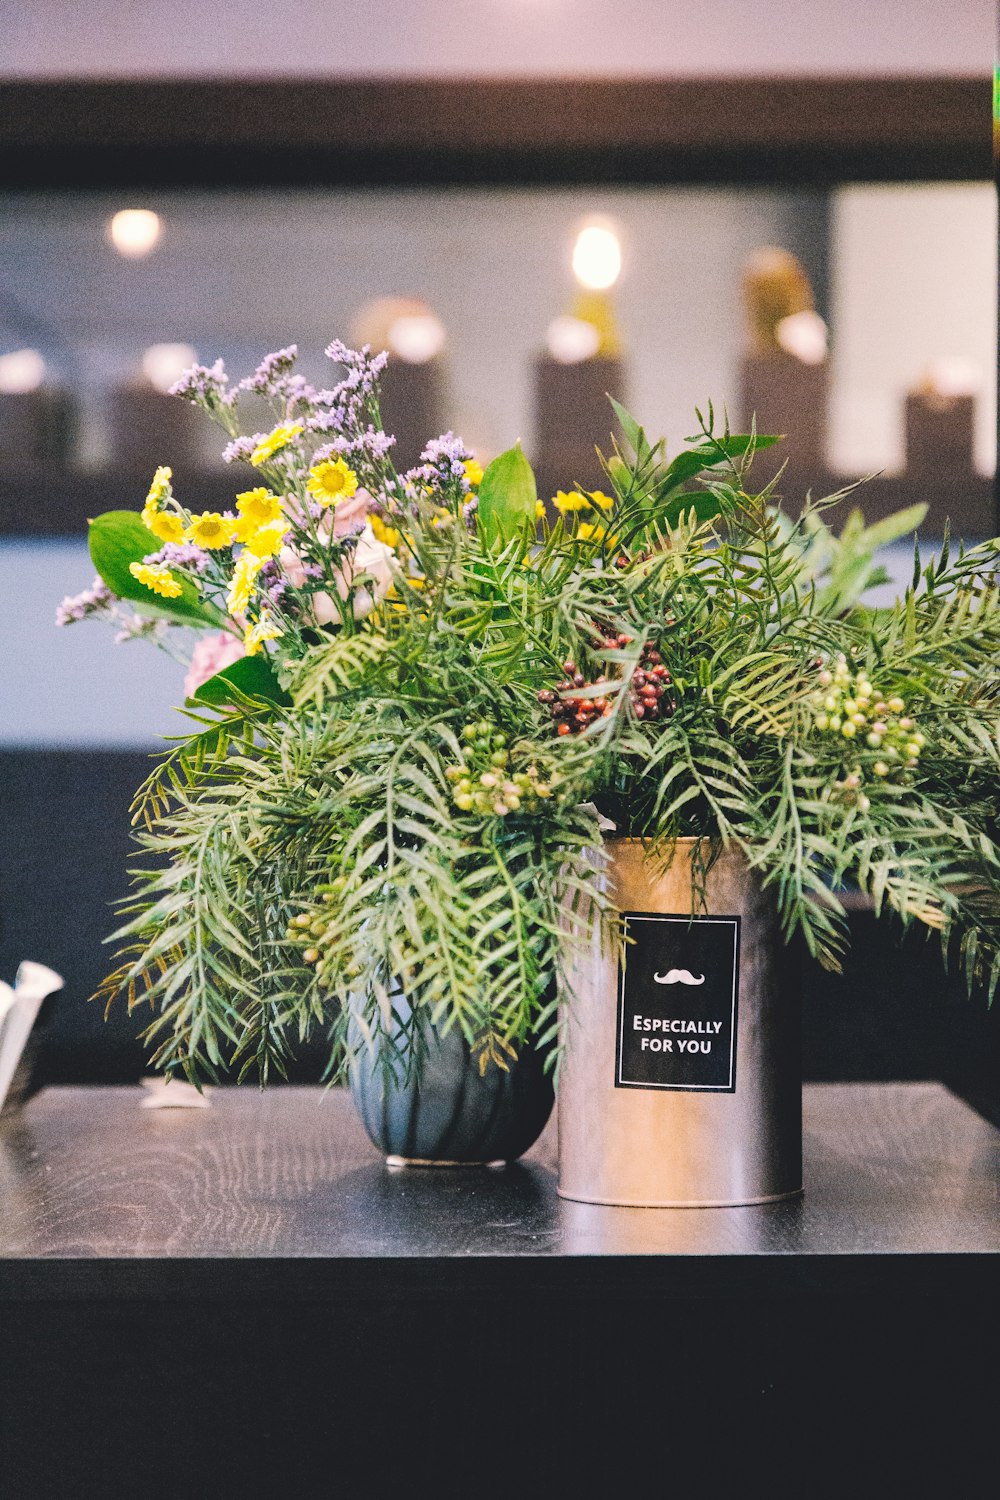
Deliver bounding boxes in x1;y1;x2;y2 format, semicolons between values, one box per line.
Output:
0;0;997;1098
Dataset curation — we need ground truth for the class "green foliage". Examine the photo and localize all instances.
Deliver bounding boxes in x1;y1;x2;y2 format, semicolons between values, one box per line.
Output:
99;402;1000;1088
88;511;224;627
189;654;291;709
476;442;538;549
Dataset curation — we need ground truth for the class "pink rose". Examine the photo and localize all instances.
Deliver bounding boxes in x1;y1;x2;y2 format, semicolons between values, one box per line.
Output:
184;631;245;699
332;523;397;619
330;487;372;536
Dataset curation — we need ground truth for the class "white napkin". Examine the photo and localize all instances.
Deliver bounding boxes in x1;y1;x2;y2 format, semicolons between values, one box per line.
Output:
0;961;64;1113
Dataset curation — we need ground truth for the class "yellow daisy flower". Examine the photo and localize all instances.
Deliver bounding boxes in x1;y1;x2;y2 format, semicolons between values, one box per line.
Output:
369;513;402;550
129;562;182;599
577;522;616;546
306;457;358;507
185;512;236;549
553;490;589;513
241;520;288;560
226;552;263;616
145;510;185;545
243;608;283;657
140;466;173;529
589;490;615;511
249;423;304;468
463;459;484;488
236;487;283;526
144;466;172;507
535;499;547;521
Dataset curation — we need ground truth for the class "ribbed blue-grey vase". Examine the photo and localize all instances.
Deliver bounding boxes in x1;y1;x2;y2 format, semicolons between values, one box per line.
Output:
348;995;554;1166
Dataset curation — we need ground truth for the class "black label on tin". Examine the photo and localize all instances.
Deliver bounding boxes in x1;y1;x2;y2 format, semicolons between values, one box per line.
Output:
615;912;740;1092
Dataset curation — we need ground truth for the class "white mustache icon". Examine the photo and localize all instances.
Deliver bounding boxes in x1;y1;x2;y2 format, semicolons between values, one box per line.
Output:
653;969;705;986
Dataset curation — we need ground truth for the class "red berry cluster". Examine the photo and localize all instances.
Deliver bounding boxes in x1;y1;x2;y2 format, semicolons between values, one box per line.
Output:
538;634;674;736
629;645;674;721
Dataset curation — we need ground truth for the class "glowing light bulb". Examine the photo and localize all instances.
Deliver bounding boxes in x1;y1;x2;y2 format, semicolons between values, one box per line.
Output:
142;343;198;393
775;311;828;366
387;313;446;364
107;209;163;258
920;357;982;399
572;223;622;291
546;315;601;364
0;348;46;394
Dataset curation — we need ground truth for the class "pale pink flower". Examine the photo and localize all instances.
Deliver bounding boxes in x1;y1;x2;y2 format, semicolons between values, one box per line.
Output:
331;487;372;537
184;631;245;698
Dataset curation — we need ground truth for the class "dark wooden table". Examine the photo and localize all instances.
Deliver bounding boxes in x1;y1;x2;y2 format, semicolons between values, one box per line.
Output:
2;1083;998;1496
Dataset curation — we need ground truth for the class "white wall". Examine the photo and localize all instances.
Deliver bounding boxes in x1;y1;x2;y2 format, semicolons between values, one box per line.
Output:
1;0;993;79
829;184;998;477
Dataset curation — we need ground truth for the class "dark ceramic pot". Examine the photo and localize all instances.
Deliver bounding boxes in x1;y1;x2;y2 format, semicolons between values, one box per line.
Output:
348;995;554;1166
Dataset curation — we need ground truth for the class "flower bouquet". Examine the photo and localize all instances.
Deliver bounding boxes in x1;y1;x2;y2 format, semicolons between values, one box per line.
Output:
62;341;1000;1182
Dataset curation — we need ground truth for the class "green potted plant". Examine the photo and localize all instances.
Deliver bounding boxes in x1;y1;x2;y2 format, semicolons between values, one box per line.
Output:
60;342;1000;1195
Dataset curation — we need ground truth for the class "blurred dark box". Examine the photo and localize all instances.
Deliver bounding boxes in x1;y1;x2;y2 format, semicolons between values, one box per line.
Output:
905;392;975;478
534;354;625;497
0;388;77;469
108;381;209;472
378;357;443;473
739;350;827;477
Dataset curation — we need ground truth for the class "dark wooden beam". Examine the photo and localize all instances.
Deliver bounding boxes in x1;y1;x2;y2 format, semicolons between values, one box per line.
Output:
0;76;990;188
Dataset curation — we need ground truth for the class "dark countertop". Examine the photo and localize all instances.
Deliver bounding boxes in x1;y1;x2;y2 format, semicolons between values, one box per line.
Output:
1;1082;998;1301
3;1082;998;1495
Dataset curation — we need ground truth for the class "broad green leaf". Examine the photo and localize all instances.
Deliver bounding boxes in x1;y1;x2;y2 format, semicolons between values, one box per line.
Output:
476;442;537;549
89;511;224;626
608;397;650;461
189;654;291;708
660;433;781;492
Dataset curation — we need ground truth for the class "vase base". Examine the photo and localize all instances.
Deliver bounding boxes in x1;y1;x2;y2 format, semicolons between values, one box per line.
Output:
556;1184;804;1208
386;1154;507;1169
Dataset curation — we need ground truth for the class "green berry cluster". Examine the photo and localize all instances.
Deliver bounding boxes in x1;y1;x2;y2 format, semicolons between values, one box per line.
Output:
811;654;924;771
285;876;348;967
445;722;553;817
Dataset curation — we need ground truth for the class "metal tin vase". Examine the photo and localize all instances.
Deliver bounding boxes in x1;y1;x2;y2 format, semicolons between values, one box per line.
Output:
558;838;801;1207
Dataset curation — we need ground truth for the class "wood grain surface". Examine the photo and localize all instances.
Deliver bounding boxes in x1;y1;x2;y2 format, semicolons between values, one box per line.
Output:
2;1082;998;1496
1;1082;997;1289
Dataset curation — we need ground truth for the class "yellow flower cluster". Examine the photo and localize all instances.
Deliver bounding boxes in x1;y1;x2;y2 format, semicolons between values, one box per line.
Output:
129;561;182;599
140;466;185;543
552;489;615;516
243;607;283;656
227;552;263;615
250;423;304;468
186;512;233;549
464;459;484;488
305;457;358;507
369;513;402;550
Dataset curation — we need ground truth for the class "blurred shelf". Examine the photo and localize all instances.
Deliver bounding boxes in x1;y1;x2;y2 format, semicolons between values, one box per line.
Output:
0;76;990;190
0;467;238;538
4;466;992;540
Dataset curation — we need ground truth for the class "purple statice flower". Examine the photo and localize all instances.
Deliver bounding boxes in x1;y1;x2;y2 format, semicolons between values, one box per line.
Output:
312;426;396;461
257;557;288;603
55;576;115;627
237;348;317;411
462;496;479;532
142;542;210;574
168;357;230;407
420;432;472;470
113;615;169;646
222;434;262;465
312;343;390;435
238;345;299;395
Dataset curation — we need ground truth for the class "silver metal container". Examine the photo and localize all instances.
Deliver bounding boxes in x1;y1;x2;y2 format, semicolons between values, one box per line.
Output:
558;838;802;1207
